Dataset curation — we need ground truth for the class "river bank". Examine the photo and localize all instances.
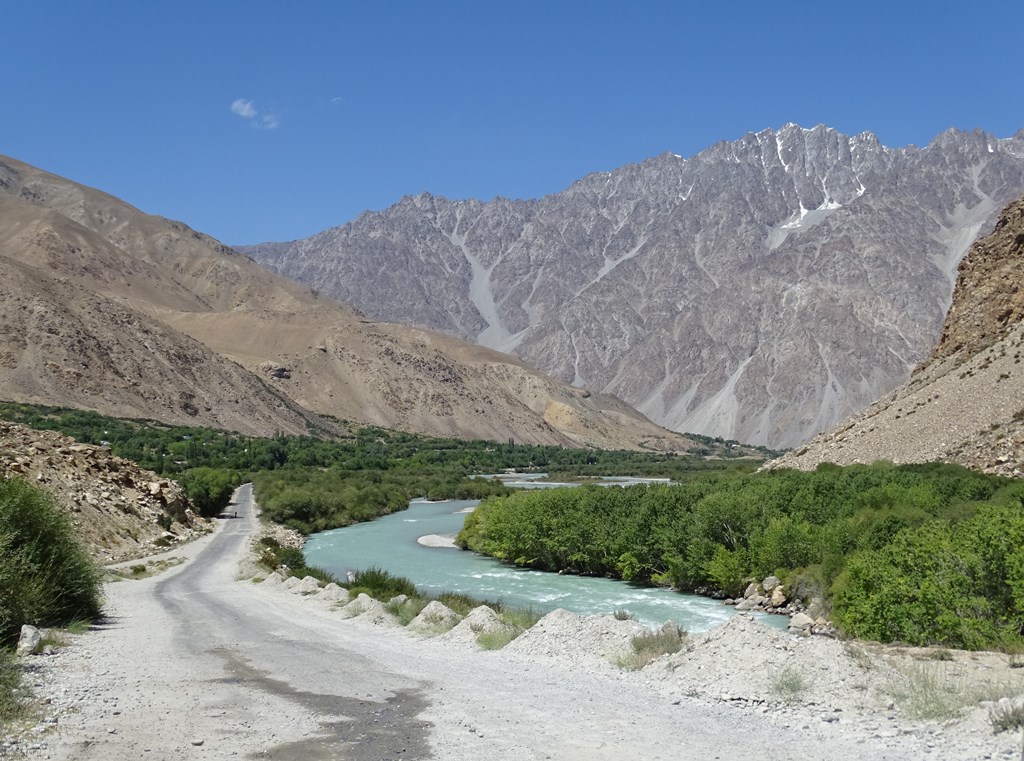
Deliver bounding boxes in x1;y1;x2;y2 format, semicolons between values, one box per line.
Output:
7;489;1024;760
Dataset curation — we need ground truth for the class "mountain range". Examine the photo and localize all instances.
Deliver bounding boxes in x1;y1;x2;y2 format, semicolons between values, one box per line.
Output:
242;125;1024;448
769;193;1024;475
0;154;698;452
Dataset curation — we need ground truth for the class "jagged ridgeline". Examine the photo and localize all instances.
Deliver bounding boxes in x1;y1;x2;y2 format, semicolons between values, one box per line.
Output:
243;126;1024;449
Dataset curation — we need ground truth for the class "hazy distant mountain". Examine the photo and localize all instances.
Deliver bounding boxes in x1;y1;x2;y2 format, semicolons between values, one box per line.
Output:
0;154;699;452
242;125;1024;448
769;193;1024;474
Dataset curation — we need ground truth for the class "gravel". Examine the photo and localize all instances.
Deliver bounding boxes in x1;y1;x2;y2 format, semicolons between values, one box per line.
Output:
7;487;1024;760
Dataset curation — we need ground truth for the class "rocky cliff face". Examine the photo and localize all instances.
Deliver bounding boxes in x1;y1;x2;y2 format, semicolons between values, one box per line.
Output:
768;194;1024;475
0;422;207;562
0;154;694;452
243;125;1024;448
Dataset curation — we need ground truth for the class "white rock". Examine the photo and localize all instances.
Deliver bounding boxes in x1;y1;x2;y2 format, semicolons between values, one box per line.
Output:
770;586;787;607
16;625;41;656
789;612;814;630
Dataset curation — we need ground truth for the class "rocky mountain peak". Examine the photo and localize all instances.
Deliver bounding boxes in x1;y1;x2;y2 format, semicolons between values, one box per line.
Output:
242;125;1024;448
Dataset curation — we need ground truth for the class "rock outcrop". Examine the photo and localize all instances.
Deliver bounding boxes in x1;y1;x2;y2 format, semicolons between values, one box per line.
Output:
0;421;207;562
768;194;1024;475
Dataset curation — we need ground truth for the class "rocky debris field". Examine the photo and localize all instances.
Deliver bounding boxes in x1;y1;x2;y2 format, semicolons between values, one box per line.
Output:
0;421;207;562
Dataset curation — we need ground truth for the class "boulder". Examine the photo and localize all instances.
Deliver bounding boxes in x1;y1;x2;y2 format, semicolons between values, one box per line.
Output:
735;599;756;612
742;582;759;599
770;586;787;607
789;612;814;631
16;625;42;656
389;594;409;606
762;575;780;592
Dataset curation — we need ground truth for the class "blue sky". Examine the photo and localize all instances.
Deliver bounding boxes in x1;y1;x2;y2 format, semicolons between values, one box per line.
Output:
3;1;1022;244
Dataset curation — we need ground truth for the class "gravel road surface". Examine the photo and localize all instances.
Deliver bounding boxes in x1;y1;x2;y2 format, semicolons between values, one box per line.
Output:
16;485;991;760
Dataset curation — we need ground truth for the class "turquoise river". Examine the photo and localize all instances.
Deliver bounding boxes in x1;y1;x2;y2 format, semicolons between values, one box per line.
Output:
304;477;784;633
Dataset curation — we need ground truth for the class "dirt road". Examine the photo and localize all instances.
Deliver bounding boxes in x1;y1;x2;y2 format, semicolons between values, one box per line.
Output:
25;486;952;760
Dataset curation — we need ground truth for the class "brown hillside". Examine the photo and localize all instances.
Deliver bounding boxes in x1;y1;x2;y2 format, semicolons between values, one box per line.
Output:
0;154;693;451
929;196;1024;366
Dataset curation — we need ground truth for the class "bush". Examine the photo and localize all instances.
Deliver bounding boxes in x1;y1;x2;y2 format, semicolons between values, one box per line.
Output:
990;701;1024;733
477;629;518;650
386;597;429;626
887;663;968;720
771;665;808;703
617;626;686;670
179;468;240;517
345;567;417;601
0;649;27;725
0;477;101;646
275;546;305;570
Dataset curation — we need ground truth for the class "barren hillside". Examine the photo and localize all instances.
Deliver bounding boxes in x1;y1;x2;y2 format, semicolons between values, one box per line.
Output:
0;154;693;451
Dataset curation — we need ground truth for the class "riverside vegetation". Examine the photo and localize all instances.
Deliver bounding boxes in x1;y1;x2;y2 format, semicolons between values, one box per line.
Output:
7;401;1024;728
255;539;541;647
0;401;767;532
458;462;1024;650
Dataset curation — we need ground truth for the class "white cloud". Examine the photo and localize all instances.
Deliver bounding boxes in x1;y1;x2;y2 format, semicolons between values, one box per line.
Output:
230;98;280;130
330;96;343;104
230;98;256;119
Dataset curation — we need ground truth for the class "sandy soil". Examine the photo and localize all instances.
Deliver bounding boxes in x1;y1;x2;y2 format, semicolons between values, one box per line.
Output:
7;486;1024;760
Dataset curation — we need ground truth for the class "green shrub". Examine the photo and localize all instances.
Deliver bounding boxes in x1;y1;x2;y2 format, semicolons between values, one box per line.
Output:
178;467;241;517
345;567;417;601
499;606;542;631
386;597;429;626
476;629;518;650
435;592;501;617
0;477;101;645
275;546;305;570
617;626;686;670
771;664;808;703
297;565;338;585
0;649;27;725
